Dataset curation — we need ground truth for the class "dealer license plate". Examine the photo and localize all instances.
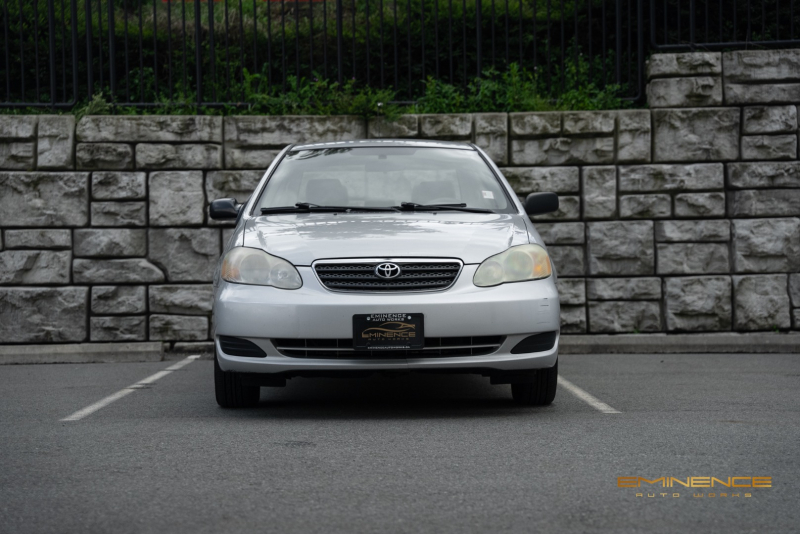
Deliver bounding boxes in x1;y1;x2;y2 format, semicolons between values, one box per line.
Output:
353;313;424;350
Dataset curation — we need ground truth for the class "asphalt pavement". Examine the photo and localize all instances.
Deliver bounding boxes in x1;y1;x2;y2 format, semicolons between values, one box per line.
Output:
1;353;798;534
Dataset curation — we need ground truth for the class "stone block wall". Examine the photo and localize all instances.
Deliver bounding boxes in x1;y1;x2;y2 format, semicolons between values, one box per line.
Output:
1;49;799;346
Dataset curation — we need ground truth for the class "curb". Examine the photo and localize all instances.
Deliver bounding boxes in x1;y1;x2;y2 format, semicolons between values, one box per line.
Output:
559;333;800;354
0;342;164;365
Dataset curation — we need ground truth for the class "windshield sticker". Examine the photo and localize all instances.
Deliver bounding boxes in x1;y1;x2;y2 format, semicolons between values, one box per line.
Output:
482;190;495;199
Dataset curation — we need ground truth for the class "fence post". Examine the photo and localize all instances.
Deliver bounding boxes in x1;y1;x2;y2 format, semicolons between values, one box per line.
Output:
615;0;621;86
637;0;644;102
70;0;79;106
208;0;216;101
107;0;116;106
47;0;56;108
195;0;202;110
336;0;343;85
85;0;93;97
476;0;482;77
649;0;658;47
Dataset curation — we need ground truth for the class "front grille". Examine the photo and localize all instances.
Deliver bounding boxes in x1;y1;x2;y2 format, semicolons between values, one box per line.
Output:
274;336;505;359
219;336;267;358
314;261;462;292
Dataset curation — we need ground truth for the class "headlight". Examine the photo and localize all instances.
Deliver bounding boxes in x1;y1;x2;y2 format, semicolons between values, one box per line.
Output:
473;244;552;287
220;247;302;289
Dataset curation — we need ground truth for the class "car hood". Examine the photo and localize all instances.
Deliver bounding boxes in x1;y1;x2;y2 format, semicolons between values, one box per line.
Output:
242;212;535;265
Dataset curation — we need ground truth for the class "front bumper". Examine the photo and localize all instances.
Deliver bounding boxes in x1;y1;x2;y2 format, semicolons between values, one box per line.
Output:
213;264;560;374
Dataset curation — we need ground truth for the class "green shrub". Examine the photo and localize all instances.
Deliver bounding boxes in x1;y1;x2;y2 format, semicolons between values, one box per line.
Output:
414;54;626;114
2;59;629;118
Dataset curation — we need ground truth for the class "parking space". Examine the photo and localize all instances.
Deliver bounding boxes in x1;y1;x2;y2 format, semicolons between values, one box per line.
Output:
1;354;798;533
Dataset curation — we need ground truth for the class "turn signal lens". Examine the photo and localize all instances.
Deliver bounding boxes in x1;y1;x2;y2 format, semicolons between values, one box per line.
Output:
473;244;552;287
221;247;302;289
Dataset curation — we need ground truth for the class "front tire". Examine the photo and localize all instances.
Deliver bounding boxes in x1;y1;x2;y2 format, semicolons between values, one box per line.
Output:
511;360;558;406
215;354;260;408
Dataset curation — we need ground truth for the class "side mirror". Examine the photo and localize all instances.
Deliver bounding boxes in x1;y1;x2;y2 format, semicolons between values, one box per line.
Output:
524;192;559;216
210;198;242;220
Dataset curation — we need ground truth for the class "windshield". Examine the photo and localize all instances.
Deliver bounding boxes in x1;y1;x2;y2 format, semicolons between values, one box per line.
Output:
255;147;515;213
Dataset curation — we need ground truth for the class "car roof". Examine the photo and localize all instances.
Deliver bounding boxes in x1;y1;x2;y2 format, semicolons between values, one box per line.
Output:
290;139;475;151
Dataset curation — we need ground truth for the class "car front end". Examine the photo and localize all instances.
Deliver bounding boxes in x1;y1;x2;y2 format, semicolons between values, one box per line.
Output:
214;257;559;375
210;140;562;407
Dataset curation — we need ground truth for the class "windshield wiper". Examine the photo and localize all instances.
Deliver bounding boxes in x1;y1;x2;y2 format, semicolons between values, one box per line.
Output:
261;202;399;214
396;202;493;214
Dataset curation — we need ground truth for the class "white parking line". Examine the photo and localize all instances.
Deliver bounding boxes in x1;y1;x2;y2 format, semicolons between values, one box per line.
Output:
558;376;621;414
60;355;200;422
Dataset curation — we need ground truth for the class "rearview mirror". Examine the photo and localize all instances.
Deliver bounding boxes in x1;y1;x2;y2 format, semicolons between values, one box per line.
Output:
210;198;242;220
524;192;559;216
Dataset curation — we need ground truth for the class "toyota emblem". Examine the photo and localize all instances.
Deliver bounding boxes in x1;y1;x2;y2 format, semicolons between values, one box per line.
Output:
375;262;402;279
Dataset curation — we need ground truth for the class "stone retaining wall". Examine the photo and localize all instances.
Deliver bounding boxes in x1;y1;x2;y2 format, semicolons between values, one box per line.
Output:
1;48;799;347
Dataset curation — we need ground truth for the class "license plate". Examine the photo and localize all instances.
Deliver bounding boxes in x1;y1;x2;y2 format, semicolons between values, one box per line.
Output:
353;313;424;350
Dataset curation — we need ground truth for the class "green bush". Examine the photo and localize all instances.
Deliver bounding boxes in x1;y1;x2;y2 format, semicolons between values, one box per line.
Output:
414;55;625;114
27;59;628;119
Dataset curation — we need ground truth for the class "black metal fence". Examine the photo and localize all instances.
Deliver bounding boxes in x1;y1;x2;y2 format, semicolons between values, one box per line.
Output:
1;0;799;109
650;0;800;50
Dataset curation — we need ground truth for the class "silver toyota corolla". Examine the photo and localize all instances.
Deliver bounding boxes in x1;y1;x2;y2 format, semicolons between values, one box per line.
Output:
210;139;561;408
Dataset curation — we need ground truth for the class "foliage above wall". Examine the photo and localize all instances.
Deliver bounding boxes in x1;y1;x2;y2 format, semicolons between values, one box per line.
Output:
4;61;628;118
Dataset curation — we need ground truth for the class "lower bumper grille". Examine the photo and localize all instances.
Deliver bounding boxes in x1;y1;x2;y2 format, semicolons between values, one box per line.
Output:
219;336;267;358
510;331;558;354
273;336;505;359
